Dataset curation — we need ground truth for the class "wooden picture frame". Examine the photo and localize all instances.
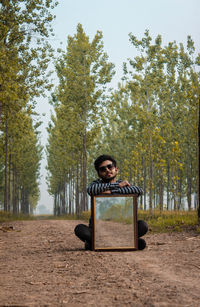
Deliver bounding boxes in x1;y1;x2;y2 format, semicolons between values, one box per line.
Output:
91;194;138;251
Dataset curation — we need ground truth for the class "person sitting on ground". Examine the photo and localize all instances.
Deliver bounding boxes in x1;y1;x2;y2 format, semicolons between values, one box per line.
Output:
74;154;148;250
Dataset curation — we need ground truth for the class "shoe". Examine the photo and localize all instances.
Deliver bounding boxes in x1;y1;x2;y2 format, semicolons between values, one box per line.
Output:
85;241;92;251
138;238;146;250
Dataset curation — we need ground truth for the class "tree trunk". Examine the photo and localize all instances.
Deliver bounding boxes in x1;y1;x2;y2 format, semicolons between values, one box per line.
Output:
173;193;177;211
21;187;24;213
149;140;153;215
15;174;20;215
167;162;170;210
198;95;200;222
65;182;68;214
72;176;75;214
187;163;192;210
69;171;72;215
4;111;8;211
143;162;146;210
57;191;61;216
12;165;17;214
54;193;57;216
178;169;183;210
76;162;80;216
25;190;29;214
0;100;2;126
82;132;87;211
159;174;164;212
62;183;66;214
8;154;11;212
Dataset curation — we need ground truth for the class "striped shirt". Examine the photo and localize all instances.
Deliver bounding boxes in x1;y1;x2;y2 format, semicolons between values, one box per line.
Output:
87;179;143;196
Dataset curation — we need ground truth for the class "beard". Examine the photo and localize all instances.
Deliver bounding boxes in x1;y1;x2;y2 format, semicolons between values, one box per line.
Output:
101;174;117;183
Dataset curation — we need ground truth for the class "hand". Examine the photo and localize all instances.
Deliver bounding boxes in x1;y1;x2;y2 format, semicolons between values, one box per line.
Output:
119;180;131;188
100;190;111;194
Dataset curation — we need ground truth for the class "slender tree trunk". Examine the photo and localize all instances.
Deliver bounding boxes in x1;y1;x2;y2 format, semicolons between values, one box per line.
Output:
82;132;87;211
187;163;192;210
143;162;146;210
167;162;170;210
159;174;164;212
80;157;84;212
153;188;156;209
198;95;200;222
69;171;72;215
0;100;2;126
149;138;153;215
4;111;8;211
8;154;11;212
21;187;24;213
17;182;20;214
57;191;61;216
172;175;177;211
62;183;66;214
72;176;75;214
21;187;29;214
15;173;19;215
173;194;177;211
76;162;80;216
80;193;83;213
12;165;17;214
178;169;183;210
25;189;29;214
187;178;192;210
146;90;153;215
54;193;57;216
67;181;69;214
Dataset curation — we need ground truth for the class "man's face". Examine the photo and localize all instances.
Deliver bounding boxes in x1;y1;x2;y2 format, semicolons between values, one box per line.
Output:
98;160;118;182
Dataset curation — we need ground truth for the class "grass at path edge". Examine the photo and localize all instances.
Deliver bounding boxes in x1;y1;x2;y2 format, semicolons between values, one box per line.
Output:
1;210;200;234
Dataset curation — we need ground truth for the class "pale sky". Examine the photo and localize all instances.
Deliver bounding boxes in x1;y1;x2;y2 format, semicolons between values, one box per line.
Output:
35;0;200;213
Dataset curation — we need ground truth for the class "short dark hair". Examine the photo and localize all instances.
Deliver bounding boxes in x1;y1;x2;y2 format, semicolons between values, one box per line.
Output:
94;155;117;172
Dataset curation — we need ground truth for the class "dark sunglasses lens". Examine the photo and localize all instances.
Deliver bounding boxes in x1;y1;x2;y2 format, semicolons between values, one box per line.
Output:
107;164;113;170
99;164;113;172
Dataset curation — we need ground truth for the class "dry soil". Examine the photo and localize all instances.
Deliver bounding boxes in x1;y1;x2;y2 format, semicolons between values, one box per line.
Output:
0;219;200;307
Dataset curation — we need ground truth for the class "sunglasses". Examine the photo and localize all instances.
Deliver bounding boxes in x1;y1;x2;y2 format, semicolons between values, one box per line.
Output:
99;163;114;173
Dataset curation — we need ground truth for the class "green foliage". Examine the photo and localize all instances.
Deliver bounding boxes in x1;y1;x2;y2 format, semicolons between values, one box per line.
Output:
46;23;115;214
100;31;199;213
0;0;57;214
46;29;199;218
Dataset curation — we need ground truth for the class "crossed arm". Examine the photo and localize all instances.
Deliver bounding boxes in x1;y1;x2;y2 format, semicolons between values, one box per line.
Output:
87;180;143;196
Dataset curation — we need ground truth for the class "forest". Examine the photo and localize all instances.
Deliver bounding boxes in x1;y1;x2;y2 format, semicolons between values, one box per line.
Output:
0;0;58;214
47;24;200;217
0;0;200;219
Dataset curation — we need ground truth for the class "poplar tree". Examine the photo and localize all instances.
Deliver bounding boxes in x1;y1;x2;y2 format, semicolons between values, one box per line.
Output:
103;31;199;212
0;0;58;212
47;23;115;214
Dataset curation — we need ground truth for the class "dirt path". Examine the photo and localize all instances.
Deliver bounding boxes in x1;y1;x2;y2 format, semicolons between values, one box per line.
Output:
0;220;200;307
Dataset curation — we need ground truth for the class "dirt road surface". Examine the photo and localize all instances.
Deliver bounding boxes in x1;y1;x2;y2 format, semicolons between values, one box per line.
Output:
0;220;200;307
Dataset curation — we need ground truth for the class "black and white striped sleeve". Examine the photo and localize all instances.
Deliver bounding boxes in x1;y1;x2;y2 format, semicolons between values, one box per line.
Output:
111;185;143;196
87;181;120;196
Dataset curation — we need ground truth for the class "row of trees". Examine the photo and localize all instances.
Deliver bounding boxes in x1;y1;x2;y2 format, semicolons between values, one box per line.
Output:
46;24;115;215
0;0;58;214
46;25;200;216
102;31;199;213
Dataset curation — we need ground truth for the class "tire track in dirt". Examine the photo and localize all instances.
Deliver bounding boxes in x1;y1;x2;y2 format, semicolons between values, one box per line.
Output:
0;220;200;306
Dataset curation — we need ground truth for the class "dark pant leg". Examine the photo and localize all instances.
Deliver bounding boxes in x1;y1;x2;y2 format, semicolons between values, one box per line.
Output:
74;224;92;243
138;220;148;238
